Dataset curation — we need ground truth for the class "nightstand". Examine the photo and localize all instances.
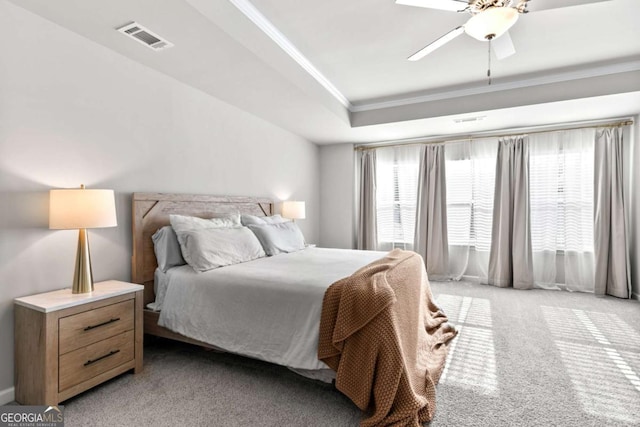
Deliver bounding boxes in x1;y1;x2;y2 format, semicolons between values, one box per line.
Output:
14;280;144;405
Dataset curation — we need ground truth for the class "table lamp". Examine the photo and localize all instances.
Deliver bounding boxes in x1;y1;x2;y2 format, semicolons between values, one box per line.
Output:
282;201;305;222
49;185;117;294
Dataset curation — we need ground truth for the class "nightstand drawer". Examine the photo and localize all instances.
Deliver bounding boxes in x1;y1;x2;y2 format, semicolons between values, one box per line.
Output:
59;330;134;392
59;300;134;354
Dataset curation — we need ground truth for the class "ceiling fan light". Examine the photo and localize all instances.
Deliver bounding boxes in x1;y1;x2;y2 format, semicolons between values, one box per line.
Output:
464;7;519;41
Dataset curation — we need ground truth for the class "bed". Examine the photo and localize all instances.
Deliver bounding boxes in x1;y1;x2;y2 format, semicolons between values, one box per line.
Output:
132;192;457;425
132;193;382;375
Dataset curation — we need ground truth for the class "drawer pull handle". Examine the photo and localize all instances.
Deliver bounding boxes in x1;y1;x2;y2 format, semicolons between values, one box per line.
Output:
84;349;120;366
84;317;120;331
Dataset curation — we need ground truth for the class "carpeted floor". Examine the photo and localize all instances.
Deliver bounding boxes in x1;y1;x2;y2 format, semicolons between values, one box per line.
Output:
11;281;640;426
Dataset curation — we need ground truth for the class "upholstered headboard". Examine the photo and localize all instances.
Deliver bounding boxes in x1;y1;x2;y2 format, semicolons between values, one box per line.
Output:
131;193;273;305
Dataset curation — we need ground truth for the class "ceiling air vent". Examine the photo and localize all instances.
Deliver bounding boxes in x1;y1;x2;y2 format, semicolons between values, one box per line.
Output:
117;22;174;51
453;115;486;124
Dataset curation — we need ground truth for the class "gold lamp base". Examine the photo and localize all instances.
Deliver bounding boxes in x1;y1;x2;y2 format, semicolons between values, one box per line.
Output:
72;228;94;294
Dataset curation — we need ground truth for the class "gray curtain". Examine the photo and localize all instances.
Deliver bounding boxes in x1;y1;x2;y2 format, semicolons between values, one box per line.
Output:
488;136;534;289
594;127;631;298
414;144;449;279
357;150;378;250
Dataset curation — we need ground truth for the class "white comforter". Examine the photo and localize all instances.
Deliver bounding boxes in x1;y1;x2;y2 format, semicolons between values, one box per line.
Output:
157;247;385;370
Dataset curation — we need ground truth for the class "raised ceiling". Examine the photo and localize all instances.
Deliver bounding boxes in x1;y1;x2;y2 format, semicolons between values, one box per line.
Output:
249;0;640;104
9;0;640;144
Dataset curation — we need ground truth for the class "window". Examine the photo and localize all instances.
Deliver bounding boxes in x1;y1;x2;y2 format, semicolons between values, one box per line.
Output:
529;129;595;290
530;130;595;253
375;145;420;250
445;157;472;246
445;140;497;251
367;130;595;289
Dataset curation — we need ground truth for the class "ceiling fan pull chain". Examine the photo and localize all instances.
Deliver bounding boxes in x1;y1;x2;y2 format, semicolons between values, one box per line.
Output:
487;38;492;86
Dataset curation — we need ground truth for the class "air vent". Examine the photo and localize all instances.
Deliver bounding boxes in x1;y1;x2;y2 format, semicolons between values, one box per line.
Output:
453;116;486;124
117;22;174;51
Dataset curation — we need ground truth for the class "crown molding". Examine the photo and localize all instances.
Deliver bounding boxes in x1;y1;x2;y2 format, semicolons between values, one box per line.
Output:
351;60;640;112
228;0;352;110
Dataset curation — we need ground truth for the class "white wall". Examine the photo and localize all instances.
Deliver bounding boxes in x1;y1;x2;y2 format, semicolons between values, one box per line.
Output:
319;144;356;249
0;2;320;398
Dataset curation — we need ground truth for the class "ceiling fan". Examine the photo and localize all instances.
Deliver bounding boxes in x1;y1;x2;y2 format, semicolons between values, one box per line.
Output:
398;0;613;61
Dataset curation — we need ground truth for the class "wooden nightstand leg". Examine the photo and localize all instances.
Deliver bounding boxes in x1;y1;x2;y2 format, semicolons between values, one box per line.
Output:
44;313;60;404
134;290;144;373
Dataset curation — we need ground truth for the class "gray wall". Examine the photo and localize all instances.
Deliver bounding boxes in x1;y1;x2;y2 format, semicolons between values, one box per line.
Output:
319;144;356;249
0;3;319;399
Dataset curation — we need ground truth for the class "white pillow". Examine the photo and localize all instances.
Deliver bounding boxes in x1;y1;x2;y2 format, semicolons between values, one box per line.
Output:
176;227;265;272
170;214;241;233
247;222;306;256
151;226;186;272
240;214;288;226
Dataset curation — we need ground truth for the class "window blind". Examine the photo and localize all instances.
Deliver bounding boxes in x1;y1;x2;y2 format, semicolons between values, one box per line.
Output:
376;145;420;249
370;129;595;290
445;141;497;251
530;130;594;253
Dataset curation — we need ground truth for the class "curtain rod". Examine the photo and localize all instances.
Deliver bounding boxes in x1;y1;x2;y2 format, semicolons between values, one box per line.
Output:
354;118;634;151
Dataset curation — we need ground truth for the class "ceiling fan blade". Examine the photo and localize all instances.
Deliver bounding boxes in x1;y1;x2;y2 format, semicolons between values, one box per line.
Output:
525;0;613;12
408;26;465;61
395;0;468;12
492;31;516;60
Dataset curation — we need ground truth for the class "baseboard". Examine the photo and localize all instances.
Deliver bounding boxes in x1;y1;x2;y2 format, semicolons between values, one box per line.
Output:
0;386;15;405
632;292;639;301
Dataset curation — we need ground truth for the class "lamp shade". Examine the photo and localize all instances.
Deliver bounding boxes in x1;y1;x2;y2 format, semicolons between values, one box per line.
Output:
282;201;305;220
49;186;117;230
464;7;519;41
